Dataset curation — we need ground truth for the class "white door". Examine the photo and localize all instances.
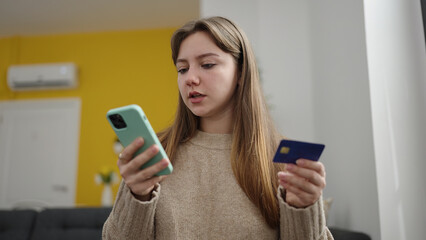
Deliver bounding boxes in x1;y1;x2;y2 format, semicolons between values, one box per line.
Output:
0;98;81;209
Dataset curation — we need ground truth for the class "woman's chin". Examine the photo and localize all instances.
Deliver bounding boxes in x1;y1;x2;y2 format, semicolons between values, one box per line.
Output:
190;110;206;118
188;108;210;118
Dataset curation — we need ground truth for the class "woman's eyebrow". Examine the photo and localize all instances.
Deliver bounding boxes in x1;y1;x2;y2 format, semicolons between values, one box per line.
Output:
196;53;220;60
176;58;187;64
176;52;220;64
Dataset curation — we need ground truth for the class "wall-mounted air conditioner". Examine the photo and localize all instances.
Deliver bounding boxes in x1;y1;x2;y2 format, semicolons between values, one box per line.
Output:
7;63;78;91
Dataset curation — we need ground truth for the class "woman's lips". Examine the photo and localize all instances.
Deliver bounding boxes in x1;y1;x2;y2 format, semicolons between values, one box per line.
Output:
189;91;205;103
189;94;205;103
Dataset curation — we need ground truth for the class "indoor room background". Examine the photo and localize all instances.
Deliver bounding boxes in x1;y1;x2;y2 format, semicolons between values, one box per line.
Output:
0;1;197;209
0;27;180;205
1;1;425;240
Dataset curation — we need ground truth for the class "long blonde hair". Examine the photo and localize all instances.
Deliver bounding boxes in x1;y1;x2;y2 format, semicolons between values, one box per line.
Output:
159;16;284;228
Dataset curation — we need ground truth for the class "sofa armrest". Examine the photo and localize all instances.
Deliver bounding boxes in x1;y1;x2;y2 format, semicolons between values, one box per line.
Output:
0;209;38;240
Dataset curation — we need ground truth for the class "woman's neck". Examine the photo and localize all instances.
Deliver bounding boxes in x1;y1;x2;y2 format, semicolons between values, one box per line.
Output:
199;111;234;134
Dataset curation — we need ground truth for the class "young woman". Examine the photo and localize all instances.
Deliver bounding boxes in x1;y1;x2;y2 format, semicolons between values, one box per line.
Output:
103;16;333;239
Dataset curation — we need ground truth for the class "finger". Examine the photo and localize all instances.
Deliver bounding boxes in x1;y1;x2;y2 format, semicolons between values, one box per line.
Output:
134;158;170;181
282;182;318;206
285;163;325;188
278;171;319;195
131;175;167;196
296;159;326;177
128;144;160;170
118;137;144;166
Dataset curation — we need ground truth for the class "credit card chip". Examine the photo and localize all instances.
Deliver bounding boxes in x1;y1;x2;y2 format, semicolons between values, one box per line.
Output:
280;146;290;154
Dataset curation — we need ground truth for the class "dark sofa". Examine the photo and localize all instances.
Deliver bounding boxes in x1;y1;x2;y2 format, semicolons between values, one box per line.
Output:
0;207;110;240
0;207;370;240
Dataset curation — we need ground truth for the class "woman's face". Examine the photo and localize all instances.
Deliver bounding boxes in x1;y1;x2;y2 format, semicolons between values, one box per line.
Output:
176;31;238;120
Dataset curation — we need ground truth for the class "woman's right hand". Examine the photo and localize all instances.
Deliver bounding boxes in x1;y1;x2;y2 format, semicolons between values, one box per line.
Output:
117;137;170;201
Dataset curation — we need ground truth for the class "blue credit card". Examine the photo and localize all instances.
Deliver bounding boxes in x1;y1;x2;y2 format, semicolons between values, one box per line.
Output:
273;139;325;164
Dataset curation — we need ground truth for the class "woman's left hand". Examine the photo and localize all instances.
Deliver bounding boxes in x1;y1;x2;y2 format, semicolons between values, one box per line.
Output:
277;159;326;208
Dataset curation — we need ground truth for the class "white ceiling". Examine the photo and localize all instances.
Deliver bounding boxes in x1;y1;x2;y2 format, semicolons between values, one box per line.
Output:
0;0;199;38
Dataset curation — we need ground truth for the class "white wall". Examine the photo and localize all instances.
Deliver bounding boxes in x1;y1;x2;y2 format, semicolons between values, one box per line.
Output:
258;1;315;141
364;1;426;239
201;0;381;239
200;0;260;54
308;2;380;240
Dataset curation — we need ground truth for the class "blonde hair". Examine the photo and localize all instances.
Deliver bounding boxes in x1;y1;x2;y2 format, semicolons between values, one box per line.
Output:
159;16;284;228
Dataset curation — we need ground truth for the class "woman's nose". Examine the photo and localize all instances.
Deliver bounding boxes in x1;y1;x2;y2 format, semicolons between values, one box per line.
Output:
185;68;200;86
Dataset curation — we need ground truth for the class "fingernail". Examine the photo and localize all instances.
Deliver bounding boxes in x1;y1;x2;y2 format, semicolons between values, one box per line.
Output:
151;145;158;153
279;176;289;185
296;159;305;165
162;159;169;167
278;171;289;180
136;137;143;145
286;164;294;171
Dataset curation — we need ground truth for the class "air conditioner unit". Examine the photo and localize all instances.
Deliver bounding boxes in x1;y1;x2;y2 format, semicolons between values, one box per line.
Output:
7;63;78;91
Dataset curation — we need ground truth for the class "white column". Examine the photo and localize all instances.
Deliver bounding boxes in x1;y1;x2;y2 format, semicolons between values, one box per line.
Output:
364;0;426;239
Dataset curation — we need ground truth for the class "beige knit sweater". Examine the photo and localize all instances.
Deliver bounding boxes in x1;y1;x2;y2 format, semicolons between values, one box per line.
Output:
102;131;333;240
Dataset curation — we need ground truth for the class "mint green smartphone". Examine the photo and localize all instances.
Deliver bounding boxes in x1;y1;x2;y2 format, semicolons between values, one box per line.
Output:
106;104;173;175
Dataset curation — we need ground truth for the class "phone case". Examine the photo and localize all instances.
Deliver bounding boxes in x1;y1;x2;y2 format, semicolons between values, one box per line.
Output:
106;104;173;175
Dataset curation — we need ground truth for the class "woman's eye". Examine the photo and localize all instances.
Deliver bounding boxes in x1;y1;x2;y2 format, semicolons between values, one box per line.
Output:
202;63;215;69
177;68;188;74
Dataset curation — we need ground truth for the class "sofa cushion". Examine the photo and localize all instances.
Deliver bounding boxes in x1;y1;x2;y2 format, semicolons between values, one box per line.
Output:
0;209;38;240
30;207;111;240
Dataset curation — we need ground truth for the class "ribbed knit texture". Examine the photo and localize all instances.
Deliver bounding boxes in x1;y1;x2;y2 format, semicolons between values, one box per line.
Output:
103;130;333;240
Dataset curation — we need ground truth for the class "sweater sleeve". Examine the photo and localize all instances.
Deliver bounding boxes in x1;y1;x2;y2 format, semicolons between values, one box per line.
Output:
102;181;161;240
278;186;334;240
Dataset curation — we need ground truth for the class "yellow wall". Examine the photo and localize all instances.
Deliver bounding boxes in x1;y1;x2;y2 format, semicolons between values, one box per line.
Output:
0;29;179;206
